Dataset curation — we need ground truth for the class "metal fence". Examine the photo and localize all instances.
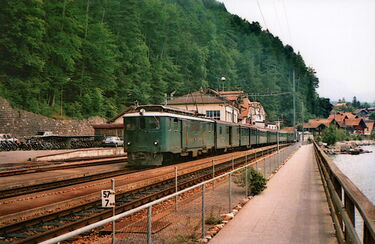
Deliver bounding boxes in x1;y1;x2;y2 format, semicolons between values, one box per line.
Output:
41;143;301;244
313;141;375;244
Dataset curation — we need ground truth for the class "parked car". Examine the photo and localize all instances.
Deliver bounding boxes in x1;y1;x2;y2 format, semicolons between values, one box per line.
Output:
35;131;54;137
103;136;123;147
0;134;18;143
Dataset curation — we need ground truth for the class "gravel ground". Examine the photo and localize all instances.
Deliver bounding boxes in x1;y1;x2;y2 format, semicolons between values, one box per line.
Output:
67;176;248;244
0;149;78;164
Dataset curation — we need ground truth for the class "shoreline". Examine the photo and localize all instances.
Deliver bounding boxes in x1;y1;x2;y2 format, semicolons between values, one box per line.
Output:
322;140;375;155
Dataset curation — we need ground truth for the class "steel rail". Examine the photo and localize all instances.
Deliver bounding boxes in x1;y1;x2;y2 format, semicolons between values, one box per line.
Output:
0;157;128;177
0;144;284;200
0;167;137;200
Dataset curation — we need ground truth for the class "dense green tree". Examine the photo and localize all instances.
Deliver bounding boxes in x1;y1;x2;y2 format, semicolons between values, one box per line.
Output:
0;0;329;123
0;0;46;111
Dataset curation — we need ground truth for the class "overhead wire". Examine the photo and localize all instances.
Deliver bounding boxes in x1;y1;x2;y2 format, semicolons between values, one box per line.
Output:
273;0;283;38
281;0;293;46
256;0;268;30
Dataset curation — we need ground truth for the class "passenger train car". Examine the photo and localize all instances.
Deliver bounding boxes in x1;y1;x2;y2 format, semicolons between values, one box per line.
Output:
124;105;295;166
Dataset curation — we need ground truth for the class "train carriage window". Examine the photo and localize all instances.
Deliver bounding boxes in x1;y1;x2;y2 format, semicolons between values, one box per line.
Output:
173;118;179;131
168;118;172;131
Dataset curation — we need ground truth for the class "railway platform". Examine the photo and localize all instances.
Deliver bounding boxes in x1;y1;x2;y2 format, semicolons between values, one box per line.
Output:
210;144;337;244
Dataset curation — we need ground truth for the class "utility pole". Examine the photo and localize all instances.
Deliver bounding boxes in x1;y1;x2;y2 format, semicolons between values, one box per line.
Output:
293;70;296;139
301;101;304;143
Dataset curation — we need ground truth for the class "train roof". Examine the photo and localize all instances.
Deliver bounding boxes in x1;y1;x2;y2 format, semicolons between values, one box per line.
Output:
124;111;214;123
135;105;206;117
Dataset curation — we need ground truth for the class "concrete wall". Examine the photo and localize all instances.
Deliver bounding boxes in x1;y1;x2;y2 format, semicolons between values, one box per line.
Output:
0;97;106;138
35;147;124;161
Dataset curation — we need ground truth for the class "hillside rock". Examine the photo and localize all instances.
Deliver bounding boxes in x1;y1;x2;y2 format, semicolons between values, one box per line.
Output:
0;97;106;138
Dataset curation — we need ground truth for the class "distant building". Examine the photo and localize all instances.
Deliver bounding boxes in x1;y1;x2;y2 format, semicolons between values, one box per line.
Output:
266;122;279;130
216;90;266;126
280;127;295;133
304;111;368;135
354;108;369;117
333;102;347;108
166;88;240;123
92;106;136;139
303;118;339;135
364;121;374;136
342;118;367;134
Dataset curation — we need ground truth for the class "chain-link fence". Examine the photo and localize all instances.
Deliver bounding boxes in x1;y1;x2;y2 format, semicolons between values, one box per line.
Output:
42;143;301;244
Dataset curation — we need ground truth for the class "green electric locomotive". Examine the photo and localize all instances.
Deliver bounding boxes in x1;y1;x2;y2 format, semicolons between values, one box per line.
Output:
124;105;295;167
124;106;215;166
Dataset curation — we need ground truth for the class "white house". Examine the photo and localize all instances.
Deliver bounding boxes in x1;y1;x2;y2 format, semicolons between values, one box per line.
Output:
166;89;240;123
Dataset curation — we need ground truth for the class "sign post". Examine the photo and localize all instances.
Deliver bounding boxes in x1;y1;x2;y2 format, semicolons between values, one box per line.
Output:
101;179;116;244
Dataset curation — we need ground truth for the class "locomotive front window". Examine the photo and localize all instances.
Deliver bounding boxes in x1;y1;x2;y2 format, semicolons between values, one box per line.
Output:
125;118;137;131
148;117;160;130
139;117;146;129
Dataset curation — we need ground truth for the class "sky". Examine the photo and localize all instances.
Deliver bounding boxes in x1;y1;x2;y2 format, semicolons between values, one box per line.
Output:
218;0;375;103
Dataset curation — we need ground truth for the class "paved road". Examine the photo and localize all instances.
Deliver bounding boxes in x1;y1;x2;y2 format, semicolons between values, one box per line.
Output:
210;144;337;244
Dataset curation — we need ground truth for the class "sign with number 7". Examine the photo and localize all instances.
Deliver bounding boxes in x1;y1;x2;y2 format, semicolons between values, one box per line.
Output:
101;190;115;208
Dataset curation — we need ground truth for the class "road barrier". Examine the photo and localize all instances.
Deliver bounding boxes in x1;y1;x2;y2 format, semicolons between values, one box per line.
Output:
313;141;375;244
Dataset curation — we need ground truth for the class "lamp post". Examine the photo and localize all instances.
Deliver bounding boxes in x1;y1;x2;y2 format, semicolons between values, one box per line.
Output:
220;76;226;91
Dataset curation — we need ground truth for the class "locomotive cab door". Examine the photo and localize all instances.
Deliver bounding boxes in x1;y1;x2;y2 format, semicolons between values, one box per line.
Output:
181;119;187;151
229;126;232;146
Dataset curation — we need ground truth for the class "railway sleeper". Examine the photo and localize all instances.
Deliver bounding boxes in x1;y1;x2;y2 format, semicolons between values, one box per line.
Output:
41;221;65;227
59;217;76;222
26;227;46;233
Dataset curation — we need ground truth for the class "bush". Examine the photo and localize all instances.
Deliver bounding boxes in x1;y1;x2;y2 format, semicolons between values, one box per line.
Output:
235;167;267;195
171;234;199;244
321;125;348;145
205;215;222;225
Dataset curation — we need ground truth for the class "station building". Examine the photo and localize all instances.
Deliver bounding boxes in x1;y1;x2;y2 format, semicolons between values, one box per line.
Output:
166;88;240;123
93;88;270;138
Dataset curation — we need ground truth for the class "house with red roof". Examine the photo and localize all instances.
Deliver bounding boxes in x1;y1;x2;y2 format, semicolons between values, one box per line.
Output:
364;121;374;136
217;91;266;126
342;118;367;134
303;118;340;135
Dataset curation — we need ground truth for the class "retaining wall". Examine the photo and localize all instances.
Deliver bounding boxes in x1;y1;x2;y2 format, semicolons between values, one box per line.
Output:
0;97;106;138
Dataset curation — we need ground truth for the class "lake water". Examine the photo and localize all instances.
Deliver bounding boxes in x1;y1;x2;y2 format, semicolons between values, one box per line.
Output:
332;145;375;204
331;145;375;239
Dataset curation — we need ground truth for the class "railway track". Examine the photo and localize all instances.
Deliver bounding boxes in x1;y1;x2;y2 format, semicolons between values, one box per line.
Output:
0;166;137;200
0;156;128;177
0;145;285;243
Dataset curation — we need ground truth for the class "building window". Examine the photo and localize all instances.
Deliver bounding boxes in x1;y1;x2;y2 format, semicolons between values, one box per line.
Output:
206;110;220;120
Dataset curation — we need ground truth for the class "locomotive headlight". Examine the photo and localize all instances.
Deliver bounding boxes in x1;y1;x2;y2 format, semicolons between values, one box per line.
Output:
154;141;158;145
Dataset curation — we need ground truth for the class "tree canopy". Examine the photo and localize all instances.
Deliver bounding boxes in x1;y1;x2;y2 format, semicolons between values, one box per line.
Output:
0;0;330;125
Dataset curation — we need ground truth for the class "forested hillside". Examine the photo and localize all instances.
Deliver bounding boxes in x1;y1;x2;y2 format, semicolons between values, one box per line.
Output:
0;0;331;125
